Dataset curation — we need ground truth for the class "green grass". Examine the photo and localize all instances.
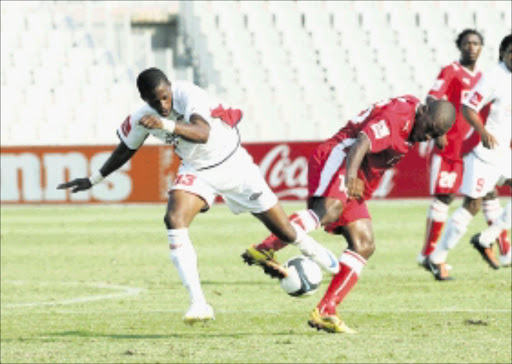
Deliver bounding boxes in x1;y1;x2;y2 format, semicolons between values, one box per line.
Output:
1;201;511;364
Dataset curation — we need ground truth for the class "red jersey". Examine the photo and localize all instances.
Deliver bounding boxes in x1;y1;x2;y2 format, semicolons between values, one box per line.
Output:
427;61;483;160
328;95;420;199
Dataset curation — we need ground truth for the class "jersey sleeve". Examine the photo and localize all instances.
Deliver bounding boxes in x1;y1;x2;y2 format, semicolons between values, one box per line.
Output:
462;74;495;112
116;104;154;150
427;66;453;100
361;117;394;153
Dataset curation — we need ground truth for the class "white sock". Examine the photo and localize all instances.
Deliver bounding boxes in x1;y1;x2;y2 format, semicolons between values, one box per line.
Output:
480;200;512;247
168;228;206;306
430;207;473;264
483;198;502;225
290;209;321;233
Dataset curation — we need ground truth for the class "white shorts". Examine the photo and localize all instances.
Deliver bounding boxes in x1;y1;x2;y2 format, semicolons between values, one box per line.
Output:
460;151;512;198
171;147;278;214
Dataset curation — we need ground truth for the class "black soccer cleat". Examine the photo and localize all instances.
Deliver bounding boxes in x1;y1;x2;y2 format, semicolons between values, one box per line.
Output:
423;256;454;281
470;234;500;270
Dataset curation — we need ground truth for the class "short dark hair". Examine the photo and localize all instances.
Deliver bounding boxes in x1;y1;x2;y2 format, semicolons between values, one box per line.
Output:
455;29;484;49
136;68;170;98
499;34;512;61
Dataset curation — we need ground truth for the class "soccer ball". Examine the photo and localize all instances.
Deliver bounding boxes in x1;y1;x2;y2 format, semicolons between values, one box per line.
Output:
280;255;322;297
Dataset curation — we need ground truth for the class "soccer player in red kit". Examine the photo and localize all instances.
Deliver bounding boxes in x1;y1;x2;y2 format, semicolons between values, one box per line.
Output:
242;96;456;333
417;29;510;270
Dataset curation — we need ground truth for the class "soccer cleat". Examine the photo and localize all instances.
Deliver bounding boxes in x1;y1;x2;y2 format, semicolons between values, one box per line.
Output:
297;240;340;275
423;256;454;281
417;253;452;271
499;250;511;267
241;246;288;279
183;302;214;325
307;308;356;334
470;234;500;270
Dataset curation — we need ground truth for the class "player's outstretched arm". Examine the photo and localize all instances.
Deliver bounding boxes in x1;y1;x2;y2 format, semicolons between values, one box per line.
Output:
462;105;497;149
57;141;137;193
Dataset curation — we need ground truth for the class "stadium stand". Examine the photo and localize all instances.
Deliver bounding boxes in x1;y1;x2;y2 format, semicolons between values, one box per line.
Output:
1;1;510;145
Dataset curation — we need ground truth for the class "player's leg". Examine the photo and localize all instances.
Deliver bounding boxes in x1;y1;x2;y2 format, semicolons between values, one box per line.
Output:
246;199;339;278
482;189;511;265
471;199;511;263
426;195;480;279
165;171;216;325
418;155;460;265
426;152;497;278
245;140;346;267
419;194;453;263
309;217;373;334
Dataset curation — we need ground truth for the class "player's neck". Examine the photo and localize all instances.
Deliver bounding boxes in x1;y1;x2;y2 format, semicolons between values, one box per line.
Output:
459;59;476;71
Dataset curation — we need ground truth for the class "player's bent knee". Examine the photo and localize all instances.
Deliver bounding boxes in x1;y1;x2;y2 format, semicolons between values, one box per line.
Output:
164;212;187;229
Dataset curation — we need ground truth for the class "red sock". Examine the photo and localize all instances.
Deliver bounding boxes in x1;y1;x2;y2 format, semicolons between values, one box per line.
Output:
497;230;511;255
317;250;366;315
421;219;445;257
254;211;319;252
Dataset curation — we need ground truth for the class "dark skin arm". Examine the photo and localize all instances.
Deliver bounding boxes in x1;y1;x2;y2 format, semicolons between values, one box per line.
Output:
139;113;210;143
345;133;371;199
462;104;497;149
56;141;137;193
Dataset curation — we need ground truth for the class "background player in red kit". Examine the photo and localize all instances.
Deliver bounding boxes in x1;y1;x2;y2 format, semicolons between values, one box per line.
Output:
417;29;510;268
243;96;456;333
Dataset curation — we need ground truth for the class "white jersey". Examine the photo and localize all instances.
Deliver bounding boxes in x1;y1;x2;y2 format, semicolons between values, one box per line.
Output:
462;62;512;164
117;81;240;170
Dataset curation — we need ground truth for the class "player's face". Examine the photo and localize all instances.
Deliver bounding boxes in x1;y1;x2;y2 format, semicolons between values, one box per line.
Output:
502;43;512;71
411;105;444;143
145;81;173;117
459;34;482;63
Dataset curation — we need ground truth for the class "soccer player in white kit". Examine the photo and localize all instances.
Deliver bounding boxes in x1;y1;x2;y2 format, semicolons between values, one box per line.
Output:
425;35;512;279
57;68;339;324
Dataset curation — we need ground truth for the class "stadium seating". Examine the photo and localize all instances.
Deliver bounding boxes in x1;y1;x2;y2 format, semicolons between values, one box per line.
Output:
1;0;510;145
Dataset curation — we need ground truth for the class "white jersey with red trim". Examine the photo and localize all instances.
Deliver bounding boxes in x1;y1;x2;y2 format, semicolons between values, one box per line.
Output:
117;81;240;170
462;62;511;163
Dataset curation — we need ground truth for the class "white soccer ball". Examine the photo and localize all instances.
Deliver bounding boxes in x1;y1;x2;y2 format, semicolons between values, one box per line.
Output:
280;255;322;297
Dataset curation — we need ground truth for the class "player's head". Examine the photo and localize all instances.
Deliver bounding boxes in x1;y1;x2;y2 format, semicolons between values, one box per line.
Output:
499;34;512;70
411;100;455;143
456;29;483;64
137;68;172;117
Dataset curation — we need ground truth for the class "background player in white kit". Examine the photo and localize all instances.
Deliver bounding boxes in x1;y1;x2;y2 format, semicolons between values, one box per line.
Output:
57;68;339;325
425;34;512;279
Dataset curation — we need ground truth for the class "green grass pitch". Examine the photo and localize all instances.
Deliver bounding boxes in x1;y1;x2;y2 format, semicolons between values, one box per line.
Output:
1;201;511;363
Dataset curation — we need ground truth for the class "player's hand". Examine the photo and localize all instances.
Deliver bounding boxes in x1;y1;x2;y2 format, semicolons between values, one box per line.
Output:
434;135;448;150
346;177;364;200
139;115;163;129
481;130;498;149
57;178;92;193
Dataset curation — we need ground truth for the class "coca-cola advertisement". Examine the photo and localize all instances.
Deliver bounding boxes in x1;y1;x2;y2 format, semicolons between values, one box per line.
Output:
1;142;509;204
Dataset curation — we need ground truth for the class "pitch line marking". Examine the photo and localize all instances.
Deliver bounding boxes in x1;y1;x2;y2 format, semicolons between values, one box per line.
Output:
3;281;144;308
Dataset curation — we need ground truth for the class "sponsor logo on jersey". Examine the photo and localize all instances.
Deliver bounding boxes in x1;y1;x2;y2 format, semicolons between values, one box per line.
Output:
121;115;131;136
370;120;390;139
469;92;483;107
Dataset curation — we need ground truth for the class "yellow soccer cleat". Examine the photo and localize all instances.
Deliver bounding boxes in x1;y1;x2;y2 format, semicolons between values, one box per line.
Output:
241;246;288;279
307;308;356;334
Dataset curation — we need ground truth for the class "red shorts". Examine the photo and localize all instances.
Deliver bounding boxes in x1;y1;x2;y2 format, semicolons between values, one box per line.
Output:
308;140;371;234
429;153;463;195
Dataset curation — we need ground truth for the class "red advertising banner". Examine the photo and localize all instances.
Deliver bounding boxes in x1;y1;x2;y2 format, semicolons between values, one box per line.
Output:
1;143;509;204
